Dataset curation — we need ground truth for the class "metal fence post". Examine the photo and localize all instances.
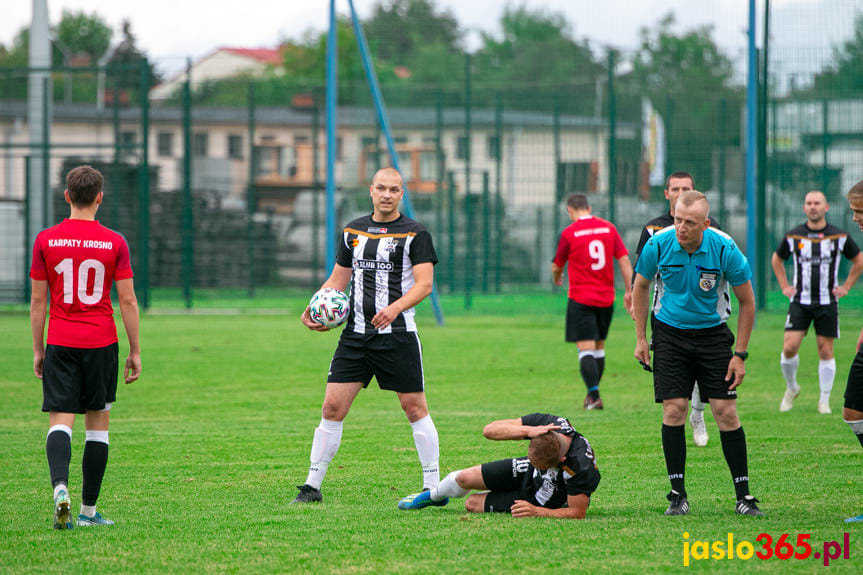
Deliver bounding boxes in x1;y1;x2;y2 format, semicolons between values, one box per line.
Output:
182;60;194;309
447;170;455;294
482;171;489;293
138;58;151;309
247;82;257;297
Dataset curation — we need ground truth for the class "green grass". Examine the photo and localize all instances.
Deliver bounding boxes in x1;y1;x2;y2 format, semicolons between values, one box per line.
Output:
2;298;863;573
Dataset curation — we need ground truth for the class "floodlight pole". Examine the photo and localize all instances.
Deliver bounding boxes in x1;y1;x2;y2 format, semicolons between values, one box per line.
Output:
746;0;758;295
325;0;338;272
343;0;445;325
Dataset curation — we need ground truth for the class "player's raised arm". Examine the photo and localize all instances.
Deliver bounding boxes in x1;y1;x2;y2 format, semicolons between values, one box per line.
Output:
482;418;559;440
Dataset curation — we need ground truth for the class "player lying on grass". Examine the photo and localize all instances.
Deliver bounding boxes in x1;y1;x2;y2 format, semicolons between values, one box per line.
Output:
398;413;599;519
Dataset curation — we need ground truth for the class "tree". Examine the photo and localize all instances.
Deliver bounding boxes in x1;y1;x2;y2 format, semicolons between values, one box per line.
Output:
811;14;863;95
107;20;161;101
363;0;461;64
56;9;112;62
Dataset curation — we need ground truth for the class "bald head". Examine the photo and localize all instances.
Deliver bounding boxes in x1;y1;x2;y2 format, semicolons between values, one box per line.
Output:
674;191;710;253
803;190;829;226
372;167;403;187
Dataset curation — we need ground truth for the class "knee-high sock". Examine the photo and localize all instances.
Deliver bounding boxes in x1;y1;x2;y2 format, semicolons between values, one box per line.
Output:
818;358;836;402
661;424;686;495
846;419;863;448
720;426;750;500
690;383;705;417
594;349;606;383
410;414;440;489
579;350;600;399
780;353;799;391
431;470;470;501
82;430;109;507
46;425;72;489
305;418;343;490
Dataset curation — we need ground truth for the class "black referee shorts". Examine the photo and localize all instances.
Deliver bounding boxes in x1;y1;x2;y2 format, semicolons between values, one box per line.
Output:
785;302;839;338
652;320;736;403
42;343;119;413
845;349;863;412
566;300;614;343
328;330;425;393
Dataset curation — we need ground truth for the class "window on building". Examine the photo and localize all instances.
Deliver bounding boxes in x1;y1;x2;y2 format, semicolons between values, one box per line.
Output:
193;133;209;157
487;136;500;160
394;136;408;145
228;134;243;159
157;132;173;157
456;136;469;160
294;135;309;144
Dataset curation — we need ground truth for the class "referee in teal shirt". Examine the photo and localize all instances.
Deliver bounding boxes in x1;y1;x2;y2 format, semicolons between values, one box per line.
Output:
633;190;763;517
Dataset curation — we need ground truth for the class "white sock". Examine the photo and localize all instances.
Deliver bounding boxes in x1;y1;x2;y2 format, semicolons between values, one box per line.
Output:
53;483;67;498
690;383;705;417
780;353;799;391
431;471;470;501
410;414;440;489
80;504;96;518
818;358;836;402
304;418;343;490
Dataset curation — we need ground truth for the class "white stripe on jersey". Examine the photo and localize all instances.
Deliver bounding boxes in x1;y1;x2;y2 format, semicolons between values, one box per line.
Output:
351;233;369;334
375;237;392;334
401;235;417;332
533;467;560;506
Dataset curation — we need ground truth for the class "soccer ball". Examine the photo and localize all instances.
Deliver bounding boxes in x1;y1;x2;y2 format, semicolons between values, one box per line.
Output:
308;288;350;329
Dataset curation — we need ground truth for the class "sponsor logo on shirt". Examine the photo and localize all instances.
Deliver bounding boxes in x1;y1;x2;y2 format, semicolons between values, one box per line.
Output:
572;227;610;238
699;271;718;292
384;239;399;253
367;227;388;233
48;238;113;249
356;259;394;271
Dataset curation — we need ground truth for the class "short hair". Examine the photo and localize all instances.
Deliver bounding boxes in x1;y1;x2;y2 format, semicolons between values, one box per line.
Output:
527;432;562;470
566;194;590;211
848;181;863;202
371;167;403;187
66;165;103;207
677;190;709;216
665;171;695;190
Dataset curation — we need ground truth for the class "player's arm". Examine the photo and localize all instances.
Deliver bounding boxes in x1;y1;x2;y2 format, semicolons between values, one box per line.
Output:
726;280;755;390
30;279;48;379
834;252;863;299
301;264;352;331
617;255;634;318
771;252;794;299
482;418;560;440
370;262;434;330
632;273;652;365
511;494;589;519
116;278;141;384
551;262;564;287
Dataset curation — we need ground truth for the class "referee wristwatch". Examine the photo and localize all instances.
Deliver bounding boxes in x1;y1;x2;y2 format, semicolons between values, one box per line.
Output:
733;350;749;361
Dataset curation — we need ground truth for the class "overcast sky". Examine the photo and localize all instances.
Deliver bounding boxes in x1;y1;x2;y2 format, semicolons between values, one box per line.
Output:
1;0;857;77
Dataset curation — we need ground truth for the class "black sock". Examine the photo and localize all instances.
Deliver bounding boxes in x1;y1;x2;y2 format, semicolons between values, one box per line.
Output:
580;354;600;399
81;441;109;507
856;432;863;448
46;430;72;488
720;426;750;500
596;356;605;382
661;424;686;496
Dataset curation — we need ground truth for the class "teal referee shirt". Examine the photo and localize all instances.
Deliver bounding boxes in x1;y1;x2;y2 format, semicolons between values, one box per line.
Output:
635;226;752;330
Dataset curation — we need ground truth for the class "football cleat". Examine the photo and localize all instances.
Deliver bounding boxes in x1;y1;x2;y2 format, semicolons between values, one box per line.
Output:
818;401;832;414
584;397;604;411
690;414;708;447
845;514;863;523
735;496;765;517
291;484;323;504
77;512;114;526
664;491;689;516
53;488;73;530
779;386;800;412
398;490;448;510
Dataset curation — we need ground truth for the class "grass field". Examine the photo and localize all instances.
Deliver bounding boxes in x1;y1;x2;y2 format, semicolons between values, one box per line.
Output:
1;294;863;573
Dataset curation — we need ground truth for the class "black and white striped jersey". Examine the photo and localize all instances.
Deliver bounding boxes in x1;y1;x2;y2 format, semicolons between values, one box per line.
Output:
775;222;860;305
336;214;438;334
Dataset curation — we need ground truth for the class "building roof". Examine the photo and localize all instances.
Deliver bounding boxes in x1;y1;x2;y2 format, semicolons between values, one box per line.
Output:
220;47;283;66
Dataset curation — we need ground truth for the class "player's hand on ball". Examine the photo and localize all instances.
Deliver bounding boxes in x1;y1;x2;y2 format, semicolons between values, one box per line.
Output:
511;500;540;517
301;306;330;331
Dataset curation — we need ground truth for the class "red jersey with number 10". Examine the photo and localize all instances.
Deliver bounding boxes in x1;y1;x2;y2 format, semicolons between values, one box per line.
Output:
553;215;628;307
30;218;134;348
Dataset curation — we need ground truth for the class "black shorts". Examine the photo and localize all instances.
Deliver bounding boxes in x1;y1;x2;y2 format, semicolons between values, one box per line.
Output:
845;349;863;411
328;331;425;393
42;343;119;413
566;300;614;343
785;302;839;338
652;320;736;403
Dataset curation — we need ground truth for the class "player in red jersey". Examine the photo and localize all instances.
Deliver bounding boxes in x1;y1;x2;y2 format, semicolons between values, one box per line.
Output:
552;194;633;410
30;165;141;529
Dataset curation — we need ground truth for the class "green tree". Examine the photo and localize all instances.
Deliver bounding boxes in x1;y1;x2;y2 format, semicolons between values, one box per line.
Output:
56;9;112;62
107;20;161;102
811;14;863;95
363;0;461;64
628;13;743;191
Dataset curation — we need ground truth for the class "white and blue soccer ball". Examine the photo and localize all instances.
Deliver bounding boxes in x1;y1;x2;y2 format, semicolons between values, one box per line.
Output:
308;288;350;329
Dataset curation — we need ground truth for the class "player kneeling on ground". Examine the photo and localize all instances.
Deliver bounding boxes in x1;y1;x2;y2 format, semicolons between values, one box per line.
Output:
398;413;599;519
